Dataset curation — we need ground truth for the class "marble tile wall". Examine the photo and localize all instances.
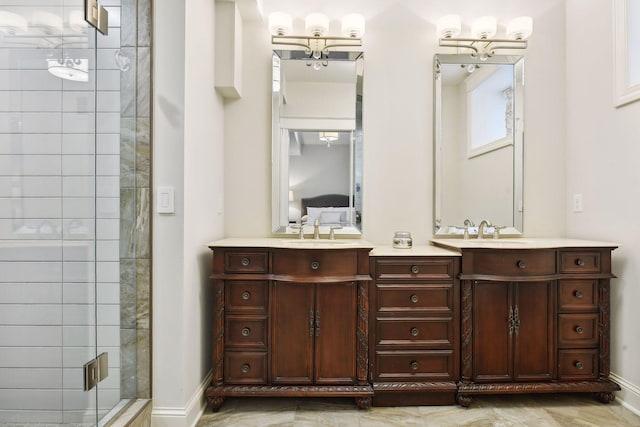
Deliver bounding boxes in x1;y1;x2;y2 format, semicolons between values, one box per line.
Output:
119;0;152;401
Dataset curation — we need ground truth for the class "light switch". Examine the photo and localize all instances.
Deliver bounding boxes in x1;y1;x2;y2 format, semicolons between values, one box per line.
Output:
157;186;174;214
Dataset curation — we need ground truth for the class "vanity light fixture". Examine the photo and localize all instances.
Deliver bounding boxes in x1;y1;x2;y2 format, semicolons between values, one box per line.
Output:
0;11;28;35
319;131;339;147
437;15;532;59
269;12;364;68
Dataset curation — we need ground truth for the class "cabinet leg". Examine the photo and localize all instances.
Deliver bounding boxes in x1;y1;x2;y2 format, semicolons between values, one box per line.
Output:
355;396;372;410
457;394;473;407
595;392;615;404
206;395;225;412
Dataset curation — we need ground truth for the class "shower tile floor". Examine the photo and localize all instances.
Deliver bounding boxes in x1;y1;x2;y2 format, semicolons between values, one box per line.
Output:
197;394;640;426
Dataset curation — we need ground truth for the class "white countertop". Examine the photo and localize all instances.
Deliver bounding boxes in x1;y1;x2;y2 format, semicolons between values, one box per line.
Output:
431;237;619;251
208;237;375;250
370;245;460;257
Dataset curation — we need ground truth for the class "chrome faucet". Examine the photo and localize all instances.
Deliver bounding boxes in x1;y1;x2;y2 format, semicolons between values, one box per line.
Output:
313;218;320;240
477;220;492;239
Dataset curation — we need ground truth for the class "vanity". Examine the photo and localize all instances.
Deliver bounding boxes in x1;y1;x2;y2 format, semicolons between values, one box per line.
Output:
431;238;620;407
204;238;375;410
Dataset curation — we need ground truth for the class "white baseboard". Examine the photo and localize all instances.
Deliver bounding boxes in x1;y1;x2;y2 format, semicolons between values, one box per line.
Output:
151;370;213;427
611;372;640;416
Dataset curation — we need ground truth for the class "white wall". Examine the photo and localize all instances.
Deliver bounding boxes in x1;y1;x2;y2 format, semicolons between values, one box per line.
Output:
152;0;224;425
565;0;640;411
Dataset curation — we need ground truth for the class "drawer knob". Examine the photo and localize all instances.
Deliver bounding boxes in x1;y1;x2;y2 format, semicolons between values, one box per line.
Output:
574;290;583;299
410;294;419;304
575;258;585;266
411;265;420;274
311;261;320;270
242;291;251;300
517;260;526;269
241;257;250;267
410;328;419;337
241;327;251;337
241;364;250;374
575;361;584;370
410;361;419;371
575;326;584;334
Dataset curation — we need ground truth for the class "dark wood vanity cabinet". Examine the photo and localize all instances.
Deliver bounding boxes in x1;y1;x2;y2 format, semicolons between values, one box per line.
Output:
369;256;461;406
205;245;374;411
456;247;620;406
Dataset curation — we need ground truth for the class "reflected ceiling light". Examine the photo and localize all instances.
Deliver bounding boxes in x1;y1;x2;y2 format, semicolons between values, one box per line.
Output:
47;58;89;82
437;15;532;59
31;11;64;36
319;132;339;147
269;12;364;69
0;11;28;35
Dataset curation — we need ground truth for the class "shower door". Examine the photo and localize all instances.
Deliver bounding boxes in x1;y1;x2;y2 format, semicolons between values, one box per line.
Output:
0;0;124;424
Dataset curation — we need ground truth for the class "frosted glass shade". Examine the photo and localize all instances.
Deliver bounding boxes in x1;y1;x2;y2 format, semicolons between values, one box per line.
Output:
0;11;28;35
506;16;533;40
342;13;365;38
269;12;293;36
471;16;497;39
437;14;461;38
305;13;329;37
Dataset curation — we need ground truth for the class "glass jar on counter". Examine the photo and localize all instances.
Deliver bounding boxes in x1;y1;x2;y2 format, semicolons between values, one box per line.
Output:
392;231;413;249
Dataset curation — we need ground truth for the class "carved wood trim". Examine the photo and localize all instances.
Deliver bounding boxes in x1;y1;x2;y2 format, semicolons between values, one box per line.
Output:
373;382;457;392
357;282;369;385
460;280;473;382
205;384;374;397
457;380;620;394
212;281;225;385
599;280;611;379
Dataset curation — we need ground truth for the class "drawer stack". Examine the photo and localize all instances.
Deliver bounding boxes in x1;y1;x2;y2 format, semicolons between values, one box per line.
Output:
223;251;269;384
557;250;602;381
370;256;459;406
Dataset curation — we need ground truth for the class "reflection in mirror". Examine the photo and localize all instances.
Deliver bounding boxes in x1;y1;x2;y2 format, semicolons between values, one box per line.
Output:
434;54;524;237
272;50;363;235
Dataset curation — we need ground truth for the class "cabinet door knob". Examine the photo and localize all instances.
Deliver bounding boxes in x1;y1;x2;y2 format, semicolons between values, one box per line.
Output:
410;294;419;304
241;327;251;337
410;328;419;337
575;326;584;334
517;260;526;269
575;258;585;266
242;291;251;300
411;265;420;274
241;364;250;374
241;257;250;267
575;361;584;370
574;290;583;299
311;261;320;270
410;361;419;371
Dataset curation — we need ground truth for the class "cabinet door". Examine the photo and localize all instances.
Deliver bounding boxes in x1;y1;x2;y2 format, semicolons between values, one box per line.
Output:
473;281;512;382
314;282;357;384
271;282;314;384
512;281;555;381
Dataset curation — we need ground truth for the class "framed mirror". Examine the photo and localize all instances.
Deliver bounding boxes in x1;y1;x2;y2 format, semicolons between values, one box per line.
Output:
272;50;363;235
433;54;524;237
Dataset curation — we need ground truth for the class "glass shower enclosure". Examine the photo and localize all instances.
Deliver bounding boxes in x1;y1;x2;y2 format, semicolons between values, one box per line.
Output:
0;0;135;423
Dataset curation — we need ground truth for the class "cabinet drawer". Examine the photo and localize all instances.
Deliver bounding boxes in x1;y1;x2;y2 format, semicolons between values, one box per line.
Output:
224;352;268;384
377;284;453;313
558;314;599;347
560;251;601;273
272;250;357;276
470;250;555;276
376;318;454;348
225;251;268;273
374;259;454;280
225;316;267;349
558;280;598;313
558;349;598;380
375;350;454;381
225;281;268;313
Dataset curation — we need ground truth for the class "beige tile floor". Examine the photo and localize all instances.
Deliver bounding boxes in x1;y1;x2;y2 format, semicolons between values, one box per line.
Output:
197;394;640;427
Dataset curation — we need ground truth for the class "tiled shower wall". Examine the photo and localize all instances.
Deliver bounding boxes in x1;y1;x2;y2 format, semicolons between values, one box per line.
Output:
0;0;151;422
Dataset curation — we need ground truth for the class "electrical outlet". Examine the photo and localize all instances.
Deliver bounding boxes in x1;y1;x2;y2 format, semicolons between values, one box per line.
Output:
573;194;583;212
